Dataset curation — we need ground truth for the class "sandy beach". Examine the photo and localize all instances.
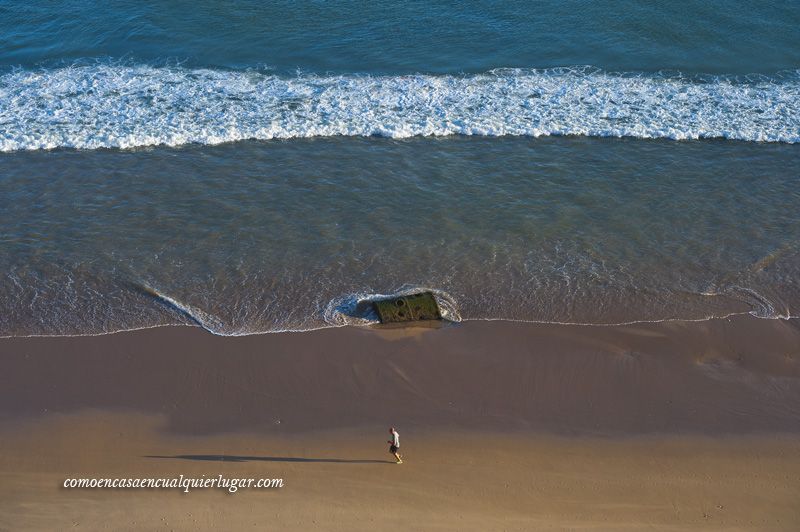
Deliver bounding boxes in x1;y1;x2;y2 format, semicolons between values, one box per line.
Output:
1;316;799;530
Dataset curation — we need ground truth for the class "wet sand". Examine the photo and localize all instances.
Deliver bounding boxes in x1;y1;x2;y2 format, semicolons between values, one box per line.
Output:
1;316;800;529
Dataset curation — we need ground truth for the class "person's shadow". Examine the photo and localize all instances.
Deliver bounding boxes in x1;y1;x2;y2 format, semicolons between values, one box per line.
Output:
145;454;393;464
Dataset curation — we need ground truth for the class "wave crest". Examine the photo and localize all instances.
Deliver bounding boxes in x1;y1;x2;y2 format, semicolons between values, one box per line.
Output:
1;65;799;151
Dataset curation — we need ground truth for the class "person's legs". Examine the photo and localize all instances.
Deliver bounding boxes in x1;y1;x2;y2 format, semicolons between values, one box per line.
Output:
389;441;403;463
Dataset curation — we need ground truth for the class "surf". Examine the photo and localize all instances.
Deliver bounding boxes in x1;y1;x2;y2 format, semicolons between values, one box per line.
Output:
1;65;799;152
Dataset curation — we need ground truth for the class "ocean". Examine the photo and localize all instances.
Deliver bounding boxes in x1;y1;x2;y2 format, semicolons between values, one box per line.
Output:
1;0;798;336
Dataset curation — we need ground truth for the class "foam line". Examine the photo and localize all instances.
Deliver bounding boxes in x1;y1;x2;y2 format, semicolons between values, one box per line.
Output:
1;65;798;151
136;285;226;334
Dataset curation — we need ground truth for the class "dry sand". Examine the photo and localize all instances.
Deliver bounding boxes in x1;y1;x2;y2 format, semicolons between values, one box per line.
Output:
1;316;799;530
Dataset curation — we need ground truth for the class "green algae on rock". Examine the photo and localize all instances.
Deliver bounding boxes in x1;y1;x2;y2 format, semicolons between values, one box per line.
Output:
372;292;442;323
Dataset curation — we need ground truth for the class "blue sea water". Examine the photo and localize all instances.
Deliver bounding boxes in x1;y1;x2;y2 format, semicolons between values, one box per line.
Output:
0;1;798;335
3;1;800;75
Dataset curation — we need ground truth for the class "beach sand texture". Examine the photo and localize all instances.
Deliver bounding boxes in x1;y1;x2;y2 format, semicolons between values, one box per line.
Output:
1;316;799;530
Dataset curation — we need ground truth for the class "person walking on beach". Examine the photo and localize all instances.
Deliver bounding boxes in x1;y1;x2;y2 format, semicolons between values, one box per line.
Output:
388;427;402;464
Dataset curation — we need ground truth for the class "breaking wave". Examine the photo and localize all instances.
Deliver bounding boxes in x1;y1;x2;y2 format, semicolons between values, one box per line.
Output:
1;64;799;152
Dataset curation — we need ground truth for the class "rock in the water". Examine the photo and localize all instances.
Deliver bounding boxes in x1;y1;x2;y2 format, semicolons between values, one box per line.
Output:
372;292;442;323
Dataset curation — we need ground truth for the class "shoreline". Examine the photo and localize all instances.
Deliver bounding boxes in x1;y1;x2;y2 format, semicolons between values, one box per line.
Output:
4;308;798;340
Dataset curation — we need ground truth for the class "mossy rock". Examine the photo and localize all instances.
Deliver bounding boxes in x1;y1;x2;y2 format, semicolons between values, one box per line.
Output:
372;292;442;323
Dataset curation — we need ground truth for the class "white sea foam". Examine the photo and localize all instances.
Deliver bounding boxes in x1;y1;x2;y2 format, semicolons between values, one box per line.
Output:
1;65;799;151
138;285;227;334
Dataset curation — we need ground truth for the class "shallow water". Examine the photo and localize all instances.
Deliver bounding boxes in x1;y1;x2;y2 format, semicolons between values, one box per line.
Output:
2;137;798;335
